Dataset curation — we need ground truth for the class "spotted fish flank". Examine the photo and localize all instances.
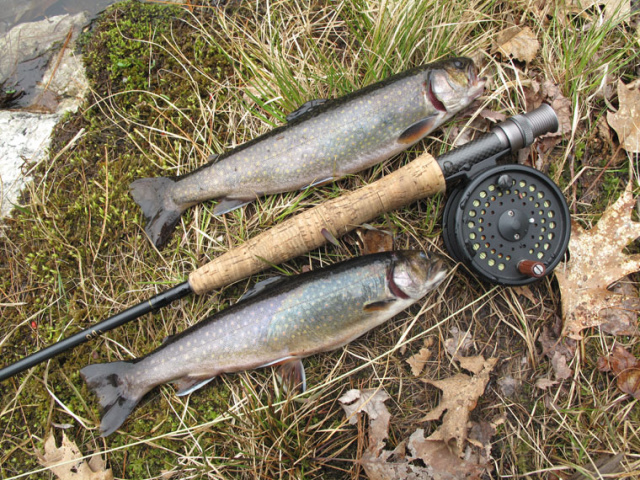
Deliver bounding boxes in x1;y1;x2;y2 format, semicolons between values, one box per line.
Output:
80;251;448;436
130;57;486;247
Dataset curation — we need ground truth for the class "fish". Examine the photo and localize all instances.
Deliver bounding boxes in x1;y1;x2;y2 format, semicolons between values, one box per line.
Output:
81;250;448;436
131;57;485;247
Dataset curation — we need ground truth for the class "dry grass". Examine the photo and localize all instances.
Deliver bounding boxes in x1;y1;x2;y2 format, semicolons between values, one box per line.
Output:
1;0;640;478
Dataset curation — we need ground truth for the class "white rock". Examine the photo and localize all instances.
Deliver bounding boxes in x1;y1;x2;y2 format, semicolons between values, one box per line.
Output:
0;111;60;217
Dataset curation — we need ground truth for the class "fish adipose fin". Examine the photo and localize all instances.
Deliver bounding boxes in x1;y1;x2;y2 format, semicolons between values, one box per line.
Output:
363;299;396;312
397;114;440;144
130;177;186;248
276;358;307;393
175;375;216;396
80;361;149;437
212;197;253;216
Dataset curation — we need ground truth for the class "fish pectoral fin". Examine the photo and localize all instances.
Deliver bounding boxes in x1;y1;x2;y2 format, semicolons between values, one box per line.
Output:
213;197;253;215
238;275;288;303
398;114;440;144
174;375;216;397
286;99;328;122
276;358;307;393
363;299;397;312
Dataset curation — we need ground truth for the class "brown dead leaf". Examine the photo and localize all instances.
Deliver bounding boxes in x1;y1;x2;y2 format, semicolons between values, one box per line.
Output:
567;0;631;23
444;326;474;357
406;429;485;479
492;26;540;63
37;432;113;480
341;388;492;480
598;345;640;400
597;345;638;373
600;279;640;335
535;377;559;390
358;226;394;254
339;389;391;453
422;355;498;455
407;338;435;376
556;183;640;338
551;351;573;380
607;79;640;154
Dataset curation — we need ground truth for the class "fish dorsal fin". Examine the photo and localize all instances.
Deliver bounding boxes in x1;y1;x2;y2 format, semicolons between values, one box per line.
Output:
276;358;307;393
238;275;287;303
286;99;328;122
363;298;396;312
175;375;216;396
398;114;439;144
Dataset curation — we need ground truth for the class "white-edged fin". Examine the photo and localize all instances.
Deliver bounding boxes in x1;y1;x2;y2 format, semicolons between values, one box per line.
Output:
398;114;439;144
302;177;334;189
237;276;287;303
213;197;252;215
174;376;216;396
276;358;307;393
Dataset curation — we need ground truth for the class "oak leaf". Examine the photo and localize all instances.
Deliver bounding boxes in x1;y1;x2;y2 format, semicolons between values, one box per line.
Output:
555;183;640;338
491;26;539;63
358;226;394;254
607;79;640;154
422;355;498;455
406;337;435;376
340;387;493;480
597;345;640;400
37;432;113;480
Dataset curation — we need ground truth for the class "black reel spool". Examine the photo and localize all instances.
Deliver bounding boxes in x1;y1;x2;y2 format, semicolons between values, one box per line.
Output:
442;164;570;286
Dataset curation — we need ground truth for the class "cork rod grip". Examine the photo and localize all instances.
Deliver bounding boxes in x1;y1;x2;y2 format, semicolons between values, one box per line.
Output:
188;152;445;295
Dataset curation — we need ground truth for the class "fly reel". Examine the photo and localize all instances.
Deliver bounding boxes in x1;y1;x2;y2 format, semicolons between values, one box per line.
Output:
442;164;570;285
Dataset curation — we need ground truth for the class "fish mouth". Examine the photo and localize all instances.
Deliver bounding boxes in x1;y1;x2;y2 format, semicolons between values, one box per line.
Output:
426;258;448;290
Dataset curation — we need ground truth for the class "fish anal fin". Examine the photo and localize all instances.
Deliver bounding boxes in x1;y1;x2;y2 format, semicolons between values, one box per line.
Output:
286;99;328;122
213;197;253;215
276;358;307;393
302;177;334;190
363;299;396;312
398;114;439;144
174;375;216;396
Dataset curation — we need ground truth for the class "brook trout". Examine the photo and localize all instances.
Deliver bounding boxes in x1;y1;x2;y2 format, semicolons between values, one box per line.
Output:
131;57;485;247
81;250;447;436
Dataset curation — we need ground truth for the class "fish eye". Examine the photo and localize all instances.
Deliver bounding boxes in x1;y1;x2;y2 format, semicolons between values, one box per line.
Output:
453;59;464;69
419;252;428;259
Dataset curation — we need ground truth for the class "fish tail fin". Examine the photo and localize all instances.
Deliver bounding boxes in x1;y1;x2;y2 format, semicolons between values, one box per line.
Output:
80;361;149;437
130;177;185;248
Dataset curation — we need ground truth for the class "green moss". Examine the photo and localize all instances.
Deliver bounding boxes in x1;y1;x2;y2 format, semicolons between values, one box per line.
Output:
0;1;234;477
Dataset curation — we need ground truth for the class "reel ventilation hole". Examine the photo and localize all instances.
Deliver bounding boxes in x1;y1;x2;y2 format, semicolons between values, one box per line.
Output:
442;165;570;286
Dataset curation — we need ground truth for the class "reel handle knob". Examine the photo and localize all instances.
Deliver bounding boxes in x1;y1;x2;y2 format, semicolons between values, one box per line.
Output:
518;260;547;278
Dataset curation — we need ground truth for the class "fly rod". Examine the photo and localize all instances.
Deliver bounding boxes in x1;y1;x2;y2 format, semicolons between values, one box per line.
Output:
0;104;559;382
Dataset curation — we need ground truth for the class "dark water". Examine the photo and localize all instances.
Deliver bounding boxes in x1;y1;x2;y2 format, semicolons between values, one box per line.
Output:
0;0;119;34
